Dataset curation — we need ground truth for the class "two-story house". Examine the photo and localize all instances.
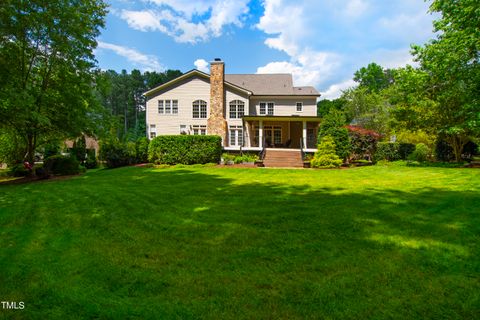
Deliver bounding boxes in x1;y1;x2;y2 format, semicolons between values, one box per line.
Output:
144;59;321;152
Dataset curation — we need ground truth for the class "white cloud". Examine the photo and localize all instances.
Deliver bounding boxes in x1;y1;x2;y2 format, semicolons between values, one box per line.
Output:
117;0;249;43
344;0;370;18
194;59;209;72
97;41;163;71
321;79;356;100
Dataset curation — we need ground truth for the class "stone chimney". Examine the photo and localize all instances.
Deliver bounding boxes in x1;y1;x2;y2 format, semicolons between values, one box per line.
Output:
207;58;227;145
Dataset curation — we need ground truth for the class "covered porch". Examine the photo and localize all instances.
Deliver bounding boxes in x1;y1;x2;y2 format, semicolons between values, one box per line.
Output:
240;116;321;152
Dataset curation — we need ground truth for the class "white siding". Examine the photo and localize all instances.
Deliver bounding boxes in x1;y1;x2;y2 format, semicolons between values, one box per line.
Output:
249;97;317;117
146;76;210;135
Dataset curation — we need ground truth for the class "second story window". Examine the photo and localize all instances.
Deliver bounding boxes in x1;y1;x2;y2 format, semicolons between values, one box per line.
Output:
158;100;178;114
260;102;274;115
192;100;207;118
296;102;303;112
229;100;245;119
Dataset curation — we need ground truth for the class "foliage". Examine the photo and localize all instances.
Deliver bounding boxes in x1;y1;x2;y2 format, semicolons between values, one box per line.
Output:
342;87;393;136
346;126;381;161
311;136;343;168
9;163;30;177
375;142;416;161
395;129;436;150
84;149;98;169
317;98;347;118
0;129;25;166
99;138;136;168
43;141;61;159
222;153;235;163
408;143;430;162
318;109;350;160
353;62;395;93
135;137;150;163
96;69;182;141
44;155;81;175
148;135;222;165
0;0;108;164
72;136;87;164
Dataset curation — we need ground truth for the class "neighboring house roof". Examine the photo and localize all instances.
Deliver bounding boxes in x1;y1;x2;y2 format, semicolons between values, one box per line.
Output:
225;74;319;96
143;69;320;97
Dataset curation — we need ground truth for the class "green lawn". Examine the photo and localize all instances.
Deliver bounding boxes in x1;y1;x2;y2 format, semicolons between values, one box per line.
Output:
1;165;479;319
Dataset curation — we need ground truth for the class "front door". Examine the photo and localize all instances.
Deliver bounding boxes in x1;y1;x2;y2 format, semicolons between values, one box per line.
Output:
264;126;282;147
290;122;302;148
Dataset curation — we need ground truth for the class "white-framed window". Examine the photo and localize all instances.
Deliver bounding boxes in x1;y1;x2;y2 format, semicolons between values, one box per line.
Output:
193;100;207;119
229;125;243;146
296;102;303;112
229;100;245;119
192;125;207;135
264;125;282;146
149;124;157;139
259;102;274;115
158;99;178;114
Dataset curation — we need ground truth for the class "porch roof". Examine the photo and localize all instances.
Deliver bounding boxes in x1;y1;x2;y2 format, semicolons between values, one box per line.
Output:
242;115;322;122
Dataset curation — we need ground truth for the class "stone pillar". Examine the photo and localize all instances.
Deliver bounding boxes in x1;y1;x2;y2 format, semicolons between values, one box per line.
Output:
207;59;227;146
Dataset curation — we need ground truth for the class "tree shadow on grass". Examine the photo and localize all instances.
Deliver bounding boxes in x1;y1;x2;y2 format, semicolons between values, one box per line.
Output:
0;166;479;319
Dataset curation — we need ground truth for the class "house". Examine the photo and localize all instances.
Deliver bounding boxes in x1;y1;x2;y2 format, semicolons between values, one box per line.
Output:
144;59;321;153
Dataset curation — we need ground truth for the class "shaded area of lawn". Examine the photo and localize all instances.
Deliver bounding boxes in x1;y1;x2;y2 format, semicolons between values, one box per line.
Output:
0;166;479;319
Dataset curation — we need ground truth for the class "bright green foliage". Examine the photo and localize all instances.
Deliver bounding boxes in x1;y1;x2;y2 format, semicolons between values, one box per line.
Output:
354;62;395;93
135;137;150;163
148;135;222;165
311;136;343;168
375;142;416;161
317;98;347;118
318;109;350;160
0;129;25;166
0;0;107;163
396;129;436;150
409;143;430;162
0;166;479;318
99;138;136;168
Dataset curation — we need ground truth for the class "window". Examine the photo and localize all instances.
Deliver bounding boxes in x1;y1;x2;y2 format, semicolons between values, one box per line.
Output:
192;125;207;135
149;124;156;139
229;125;243;146
193;100;207;118
158;100;178;114
296;102;303;112
264;125;282;146
259;102;274;115
229;100;245;119
158;100;164;114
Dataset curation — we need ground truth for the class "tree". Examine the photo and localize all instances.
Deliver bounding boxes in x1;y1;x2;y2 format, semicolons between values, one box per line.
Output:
353;62;395;93
0;0;107;164
318;109;350;160
311;136;343;168
394;0;480;161
317;98;347;118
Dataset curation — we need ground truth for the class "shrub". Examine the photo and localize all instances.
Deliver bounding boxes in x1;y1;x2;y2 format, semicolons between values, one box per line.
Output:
346;125;381;161
311;136;343;168
135;137;149;163
44;155;81;175
375;142;415;161
99;138;135;169
43;141;61;159
84;150;98;169
0;130;25;166
149;135;222;165
318;110;350;159
435;138;454;162
71;135;87;164
408;143;430;162
10;163;30;177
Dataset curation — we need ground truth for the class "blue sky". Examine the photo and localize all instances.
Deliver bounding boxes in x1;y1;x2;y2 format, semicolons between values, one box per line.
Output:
95;0;437;99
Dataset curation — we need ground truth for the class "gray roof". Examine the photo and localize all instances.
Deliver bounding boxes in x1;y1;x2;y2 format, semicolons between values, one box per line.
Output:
225;74;320;96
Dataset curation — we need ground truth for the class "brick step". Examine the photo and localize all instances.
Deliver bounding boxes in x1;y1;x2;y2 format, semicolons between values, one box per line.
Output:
263;150;303;167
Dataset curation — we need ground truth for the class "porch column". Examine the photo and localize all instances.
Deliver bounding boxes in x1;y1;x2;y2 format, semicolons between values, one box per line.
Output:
259;120;264;148
302;121;307;148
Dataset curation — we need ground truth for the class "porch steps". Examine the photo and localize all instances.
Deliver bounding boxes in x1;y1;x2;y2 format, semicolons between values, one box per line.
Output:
263;149;303;168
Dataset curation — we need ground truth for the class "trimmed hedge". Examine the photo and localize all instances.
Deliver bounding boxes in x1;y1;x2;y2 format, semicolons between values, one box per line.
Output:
44;155;81;175
375;142;415;161
148;135;222;165
100;139;136;169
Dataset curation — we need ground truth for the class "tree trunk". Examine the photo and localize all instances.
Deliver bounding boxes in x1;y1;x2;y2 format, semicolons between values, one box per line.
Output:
447;135;467;162
25;133;36;165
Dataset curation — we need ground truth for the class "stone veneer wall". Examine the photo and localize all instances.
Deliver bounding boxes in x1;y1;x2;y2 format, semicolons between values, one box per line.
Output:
207;61;228;146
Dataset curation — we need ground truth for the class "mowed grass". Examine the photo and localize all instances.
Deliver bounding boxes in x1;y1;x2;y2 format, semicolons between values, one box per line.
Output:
0;165;479;319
